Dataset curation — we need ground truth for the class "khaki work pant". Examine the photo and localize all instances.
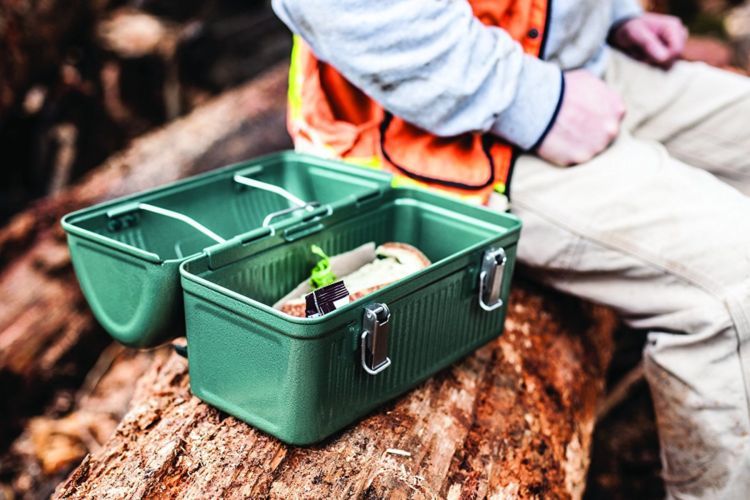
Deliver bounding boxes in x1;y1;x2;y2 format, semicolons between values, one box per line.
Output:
512;50;750;499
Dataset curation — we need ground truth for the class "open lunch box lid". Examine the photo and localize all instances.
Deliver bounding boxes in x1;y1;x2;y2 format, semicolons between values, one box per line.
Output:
61;152;394;347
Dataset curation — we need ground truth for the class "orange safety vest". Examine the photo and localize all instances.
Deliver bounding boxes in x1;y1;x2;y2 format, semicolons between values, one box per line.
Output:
287;0;551;205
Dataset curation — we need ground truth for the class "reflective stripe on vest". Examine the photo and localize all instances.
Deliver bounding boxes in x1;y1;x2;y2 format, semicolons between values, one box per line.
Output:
286;0;551;206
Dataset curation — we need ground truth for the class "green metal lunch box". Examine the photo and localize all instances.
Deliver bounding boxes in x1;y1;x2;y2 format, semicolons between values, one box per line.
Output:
61;153;391;346
62;151;521;444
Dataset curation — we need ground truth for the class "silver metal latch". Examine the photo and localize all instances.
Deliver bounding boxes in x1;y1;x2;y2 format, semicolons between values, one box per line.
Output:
361;303;392;375
478;247;507;312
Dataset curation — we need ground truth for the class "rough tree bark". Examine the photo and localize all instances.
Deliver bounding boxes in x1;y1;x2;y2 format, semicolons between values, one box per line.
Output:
53;289;615;499
6;346;170;499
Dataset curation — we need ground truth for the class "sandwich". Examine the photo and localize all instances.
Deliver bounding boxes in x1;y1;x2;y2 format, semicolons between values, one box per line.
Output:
274;242;430;318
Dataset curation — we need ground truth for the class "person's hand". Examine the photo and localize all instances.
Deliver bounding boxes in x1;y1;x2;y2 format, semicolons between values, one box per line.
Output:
610;13;688;68
537;70;625;166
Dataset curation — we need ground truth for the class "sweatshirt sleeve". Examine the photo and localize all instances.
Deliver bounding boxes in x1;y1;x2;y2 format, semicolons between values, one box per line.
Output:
272;0;563;150
612;0;644;26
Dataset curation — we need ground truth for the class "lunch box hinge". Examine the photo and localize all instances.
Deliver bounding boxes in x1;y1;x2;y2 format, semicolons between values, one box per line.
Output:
283;205;333;242
360;303;392;375
354;189;385;206
205;226;275;270
478;248;507;312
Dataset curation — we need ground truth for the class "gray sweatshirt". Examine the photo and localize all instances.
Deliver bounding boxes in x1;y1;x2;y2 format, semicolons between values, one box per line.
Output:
271;0;643;150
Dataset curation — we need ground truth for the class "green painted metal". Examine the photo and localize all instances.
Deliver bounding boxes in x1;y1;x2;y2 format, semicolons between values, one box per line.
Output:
180;188;521;444
62;152;392;346
62;151;522;444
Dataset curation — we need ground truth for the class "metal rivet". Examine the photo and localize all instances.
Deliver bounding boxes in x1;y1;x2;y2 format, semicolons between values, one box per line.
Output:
528;28;540;39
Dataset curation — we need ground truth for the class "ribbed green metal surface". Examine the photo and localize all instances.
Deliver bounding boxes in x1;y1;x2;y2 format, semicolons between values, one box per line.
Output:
62;151;522;444
180;188;520;444
62;152;391;346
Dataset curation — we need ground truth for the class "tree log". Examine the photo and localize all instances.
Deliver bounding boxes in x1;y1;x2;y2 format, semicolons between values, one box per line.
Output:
0;62;292;447
5;345;170;499
54;287;615;499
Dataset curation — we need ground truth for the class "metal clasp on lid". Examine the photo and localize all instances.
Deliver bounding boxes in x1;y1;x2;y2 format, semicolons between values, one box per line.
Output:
361;303;392;375
478;247;507;312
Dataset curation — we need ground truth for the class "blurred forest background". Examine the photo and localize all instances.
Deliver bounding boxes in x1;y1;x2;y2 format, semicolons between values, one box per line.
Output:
3;0;750;224
0;0;291;225
1;0;750;498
